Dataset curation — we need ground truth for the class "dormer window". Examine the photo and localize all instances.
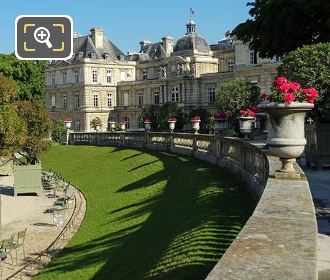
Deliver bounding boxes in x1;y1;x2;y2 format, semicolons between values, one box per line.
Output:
89;52;96;59
103;53;110;59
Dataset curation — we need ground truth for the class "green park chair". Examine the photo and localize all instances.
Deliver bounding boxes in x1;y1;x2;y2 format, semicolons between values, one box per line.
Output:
0;236;15;276
11;229;27;265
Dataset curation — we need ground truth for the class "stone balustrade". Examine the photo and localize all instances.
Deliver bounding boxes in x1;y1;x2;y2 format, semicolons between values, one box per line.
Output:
69;131;317;279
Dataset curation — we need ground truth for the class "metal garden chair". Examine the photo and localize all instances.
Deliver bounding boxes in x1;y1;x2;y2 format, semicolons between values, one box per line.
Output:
11;228;27;265
0;236;15;275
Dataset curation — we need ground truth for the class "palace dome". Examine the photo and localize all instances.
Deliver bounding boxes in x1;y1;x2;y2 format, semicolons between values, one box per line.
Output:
173;19;211;54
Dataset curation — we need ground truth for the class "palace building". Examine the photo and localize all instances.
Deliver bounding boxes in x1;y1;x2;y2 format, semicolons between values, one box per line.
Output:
45;18;280;132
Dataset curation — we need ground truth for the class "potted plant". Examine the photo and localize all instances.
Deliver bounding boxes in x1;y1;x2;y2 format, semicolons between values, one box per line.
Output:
168;117;177;132
64;117;72;129
214;112;228;131
238;108;256;139
90;117;102;132
191;115;201;134
120;120;126;131
258;76;318;177
108;120;116;131
144;118;151;131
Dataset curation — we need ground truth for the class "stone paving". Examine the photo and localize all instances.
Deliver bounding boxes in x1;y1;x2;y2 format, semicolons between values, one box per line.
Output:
0;174;77;279
303;167;330;280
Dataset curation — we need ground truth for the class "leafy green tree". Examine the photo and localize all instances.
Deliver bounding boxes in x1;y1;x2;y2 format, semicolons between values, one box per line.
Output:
279;43;330;122
142;103;185;130
51;119;66;143
233;0;330;58
0;54;46;100
216;79;259;118
0;76;27;157
16;100;51;164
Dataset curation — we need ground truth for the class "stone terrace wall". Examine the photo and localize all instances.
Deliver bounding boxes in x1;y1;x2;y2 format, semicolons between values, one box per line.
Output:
69;131;318;280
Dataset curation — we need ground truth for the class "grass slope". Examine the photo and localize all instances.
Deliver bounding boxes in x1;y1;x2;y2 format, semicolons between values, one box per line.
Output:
35;145;255;280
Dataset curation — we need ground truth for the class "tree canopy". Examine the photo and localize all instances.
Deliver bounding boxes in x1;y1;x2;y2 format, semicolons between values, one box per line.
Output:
216;79;259;118
0;54;46;101
279;43;330;122
233;0;330;58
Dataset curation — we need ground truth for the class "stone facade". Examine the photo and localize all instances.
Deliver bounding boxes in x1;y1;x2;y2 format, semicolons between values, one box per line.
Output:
45;20;280;132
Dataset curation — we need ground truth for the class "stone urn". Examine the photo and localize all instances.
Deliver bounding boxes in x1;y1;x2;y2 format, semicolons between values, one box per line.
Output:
108;121;116;131
120;122;126;131
95;123;101;132
64;119;72;129
238;117;254;139
168;120;176;133
144;120;151;131
191;120;200;134
258;102;313;177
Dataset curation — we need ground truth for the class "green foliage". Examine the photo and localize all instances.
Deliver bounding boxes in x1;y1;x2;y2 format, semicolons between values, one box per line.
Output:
37;146;254;280
0;54;46;101
233;0;330;58
16;100;51;164
216;79;259;118
279;43;330;122
0;75;19;104
51;119;66;143
142;103;185;130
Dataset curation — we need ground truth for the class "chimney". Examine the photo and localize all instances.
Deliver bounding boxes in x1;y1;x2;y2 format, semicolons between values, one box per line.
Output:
162;36;173;55
90;27;104;49
139;40;151;52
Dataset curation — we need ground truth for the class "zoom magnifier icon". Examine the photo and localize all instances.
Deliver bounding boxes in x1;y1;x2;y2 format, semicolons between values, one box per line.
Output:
34;27;52;48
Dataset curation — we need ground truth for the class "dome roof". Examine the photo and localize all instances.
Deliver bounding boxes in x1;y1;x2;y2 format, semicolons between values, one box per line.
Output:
174;33;211;53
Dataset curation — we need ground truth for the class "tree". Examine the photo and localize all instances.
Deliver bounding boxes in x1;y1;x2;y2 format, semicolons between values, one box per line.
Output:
0;76;27;158
216;79;259;118
51;119;66;143
0;54;46;101
279;43;330;122
233;0;330;58
16;101;51;164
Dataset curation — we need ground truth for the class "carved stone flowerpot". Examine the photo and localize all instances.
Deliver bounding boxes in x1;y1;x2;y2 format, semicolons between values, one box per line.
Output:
191;120;200;134
238;117;254;139
120;123;126;131
168;121;176;132
258;102;313;178
144;121;151;131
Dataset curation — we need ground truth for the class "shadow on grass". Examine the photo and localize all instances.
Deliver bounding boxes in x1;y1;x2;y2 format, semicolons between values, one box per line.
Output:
36;148;255;280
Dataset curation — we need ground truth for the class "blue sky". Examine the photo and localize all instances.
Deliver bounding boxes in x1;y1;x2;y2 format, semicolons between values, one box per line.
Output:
0;0;251;54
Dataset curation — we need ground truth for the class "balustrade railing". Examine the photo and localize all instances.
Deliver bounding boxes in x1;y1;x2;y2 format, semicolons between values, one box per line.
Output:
69;132;269;196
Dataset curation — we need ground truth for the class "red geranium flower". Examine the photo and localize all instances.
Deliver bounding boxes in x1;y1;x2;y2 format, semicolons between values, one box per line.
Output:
274;76;288;87
283;92;296;104
260;93;268;100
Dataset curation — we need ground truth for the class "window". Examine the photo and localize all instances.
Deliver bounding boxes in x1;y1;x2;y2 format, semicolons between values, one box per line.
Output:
208;87;216;103
92;70;98;83
62;95;67;108
51;73;55;86
227;60;234;71
51;94;56;108
74;70;79;83
74;94;80;108
93;94;99;107
62;72;67;84
124;93;128;106
154;91;160;105
107;93;112;107
120;71;126;81
138;92;144;106
171;87;179;103
106;69;112;83
123;117;130;129
142;72;147;80
75;120;81;131
249;50;257;64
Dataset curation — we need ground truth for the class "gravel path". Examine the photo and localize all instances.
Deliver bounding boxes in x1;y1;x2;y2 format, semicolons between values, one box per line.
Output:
0;175;77;279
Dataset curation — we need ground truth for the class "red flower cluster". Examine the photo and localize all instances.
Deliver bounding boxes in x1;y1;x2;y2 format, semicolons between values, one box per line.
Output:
260;93;269;101
269;76;319;105
168;117;177;122
303;87;319;104
240;109;256;117
144;119;151;123
214;112;227;120
191;115;201;122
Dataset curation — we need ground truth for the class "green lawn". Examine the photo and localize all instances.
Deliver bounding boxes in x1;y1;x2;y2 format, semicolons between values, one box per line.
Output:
35;145;255;280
